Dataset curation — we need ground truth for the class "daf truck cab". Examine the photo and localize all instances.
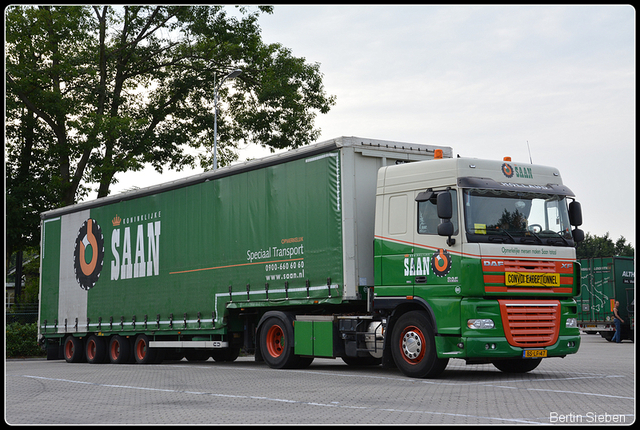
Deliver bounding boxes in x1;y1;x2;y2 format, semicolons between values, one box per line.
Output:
373;152;584;377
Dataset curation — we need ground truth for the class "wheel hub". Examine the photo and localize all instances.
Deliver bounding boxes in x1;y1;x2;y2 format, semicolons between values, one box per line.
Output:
402;330;422;360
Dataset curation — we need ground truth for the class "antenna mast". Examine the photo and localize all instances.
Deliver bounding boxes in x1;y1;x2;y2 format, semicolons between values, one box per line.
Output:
526;141;533;164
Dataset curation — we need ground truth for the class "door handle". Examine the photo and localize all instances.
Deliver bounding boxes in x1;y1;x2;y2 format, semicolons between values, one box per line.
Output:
415;276;427;283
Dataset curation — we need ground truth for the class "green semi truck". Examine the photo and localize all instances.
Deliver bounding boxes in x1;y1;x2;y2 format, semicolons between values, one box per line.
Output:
38;136;585;378
577;256;634;341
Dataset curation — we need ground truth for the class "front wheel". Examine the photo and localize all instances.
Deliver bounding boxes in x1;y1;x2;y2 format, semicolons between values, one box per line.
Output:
390;311;448;378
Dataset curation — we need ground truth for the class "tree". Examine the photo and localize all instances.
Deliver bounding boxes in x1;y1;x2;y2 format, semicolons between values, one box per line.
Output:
576;232;634;259
6;5;335;203
5;5;335;264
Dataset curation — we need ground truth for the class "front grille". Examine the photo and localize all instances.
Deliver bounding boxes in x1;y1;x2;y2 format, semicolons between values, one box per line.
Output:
499;300;560;347
482;259;575;294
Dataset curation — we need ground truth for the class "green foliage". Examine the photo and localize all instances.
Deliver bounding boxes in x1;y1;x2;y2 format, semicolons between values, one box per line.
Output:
576;232;634;259
6;5;335;262
6;323;46;358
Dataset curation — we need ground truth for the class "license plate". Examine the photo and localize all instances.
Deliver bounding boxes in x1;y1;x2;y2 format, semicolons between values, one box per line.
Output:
505;272;560;287
523;349;547;358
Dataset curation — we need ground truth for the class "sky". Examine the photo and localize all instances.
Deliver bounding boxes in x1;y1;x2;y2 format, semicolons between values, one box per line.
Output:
107;5;635;246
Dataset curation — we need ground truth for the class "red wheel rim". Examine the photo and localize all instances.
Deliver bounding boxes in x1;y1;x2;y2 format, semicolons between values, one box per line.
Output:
65;339;74;360
87;339;96;360
266;324;285;358
136;339;147;360
399;325;426;364
110;339;120;360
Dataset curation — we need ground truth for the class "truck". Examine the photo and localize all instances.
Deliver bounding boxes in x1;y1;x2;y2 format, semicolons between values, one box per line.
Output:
38;136;585;378
576;256;635;341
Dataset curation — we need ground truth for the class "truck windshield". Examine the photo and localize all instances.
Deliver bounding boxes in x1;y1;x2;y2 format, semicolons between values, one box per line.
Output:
463;189;574;246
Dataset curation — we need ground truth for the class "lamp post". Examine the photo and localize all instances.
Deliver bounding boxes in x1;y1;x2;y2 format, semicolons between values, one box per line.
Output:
213;68;242;170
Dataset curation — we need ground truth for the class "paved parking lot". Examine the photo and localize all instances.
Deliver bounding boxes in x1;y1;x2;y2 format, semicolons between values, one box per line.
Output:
5;334;635;425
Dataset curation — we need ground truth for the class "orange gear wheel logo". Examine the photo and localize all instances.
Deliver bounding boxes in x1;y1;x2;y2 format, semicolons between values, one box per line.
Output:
502;163;514;178
431;248;452;277
73;218;105;290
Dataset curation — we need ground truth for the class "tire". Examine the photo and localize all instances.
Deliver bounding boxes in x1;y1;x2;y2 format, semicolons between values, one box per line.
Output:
134;334;160;364
493;358;542;373
86;335;107;364
211;347;240;362
259;315;305;369
64;336;85;363
109;335;132;364
390;311;449;378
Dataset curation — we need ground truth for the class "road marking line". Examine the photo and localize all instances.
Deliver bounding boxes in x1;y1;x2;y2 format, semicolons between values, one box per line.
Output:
18;374;542;424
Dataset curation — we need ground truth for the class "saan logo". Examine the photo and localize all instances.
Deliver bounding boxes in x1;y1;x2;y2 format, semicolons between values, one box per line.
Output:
74;218;105;290
431;249;452;277
501;163;514;178
110;213;161;281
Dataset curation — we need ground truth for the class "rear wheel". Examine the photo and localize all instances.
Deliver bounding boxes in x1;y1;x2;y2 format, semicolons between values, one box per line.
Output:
109;335;132;364
64;336;85;363
86;335;107;364
391;311;449;378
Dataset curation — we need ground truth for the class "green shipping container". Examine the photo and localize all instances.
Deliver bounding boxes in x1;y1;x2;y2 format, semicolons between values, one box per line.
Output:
39;137;446;342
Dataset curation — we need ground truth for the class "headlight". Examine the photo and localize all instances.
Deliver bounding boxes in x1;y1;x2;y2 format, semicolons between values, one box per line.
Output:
467;319;495;329
566;318;577;328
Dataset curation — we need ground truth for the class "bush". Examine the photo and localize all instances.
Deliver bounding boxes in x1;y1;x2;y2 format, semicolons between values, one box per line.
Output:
6;322;45;358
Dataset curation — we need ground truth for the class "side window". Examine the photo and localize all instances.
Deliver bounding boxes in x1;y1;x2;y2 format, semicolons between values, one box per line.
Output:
388;194;408;235
417;190;458;235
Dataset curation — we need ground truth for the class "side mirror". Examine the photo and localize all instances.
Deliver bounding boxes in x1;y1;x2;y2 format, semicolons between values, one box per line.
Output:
569;201;582;226
438;221;454;237
437;190;455;246
437;191;452;219
572;228;584;243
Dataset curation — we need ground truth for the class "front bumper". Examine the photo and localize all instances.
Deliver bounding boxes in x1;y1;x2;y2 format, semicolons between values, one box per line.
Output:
436;334;581;360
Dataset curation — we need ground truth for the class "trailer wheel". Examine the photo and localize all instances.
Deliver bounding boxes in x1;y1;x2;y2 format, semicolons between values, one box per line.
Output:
109;335;132;364
64;336;85;363
134;334;160;364
260;316;301;369
391;311;448;378
492;358;542;373
86;335;107;364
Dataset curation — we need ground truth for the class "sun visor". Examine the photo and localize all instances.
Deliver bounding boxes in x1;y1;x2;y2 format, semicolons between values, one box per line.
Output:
457;177;575;197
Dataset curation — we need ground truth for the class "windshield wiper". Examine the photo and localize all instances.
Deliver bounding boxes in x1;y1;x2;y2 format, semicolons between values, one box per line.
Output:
520;232;543;244
487;229;516;243
545;231;570;246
